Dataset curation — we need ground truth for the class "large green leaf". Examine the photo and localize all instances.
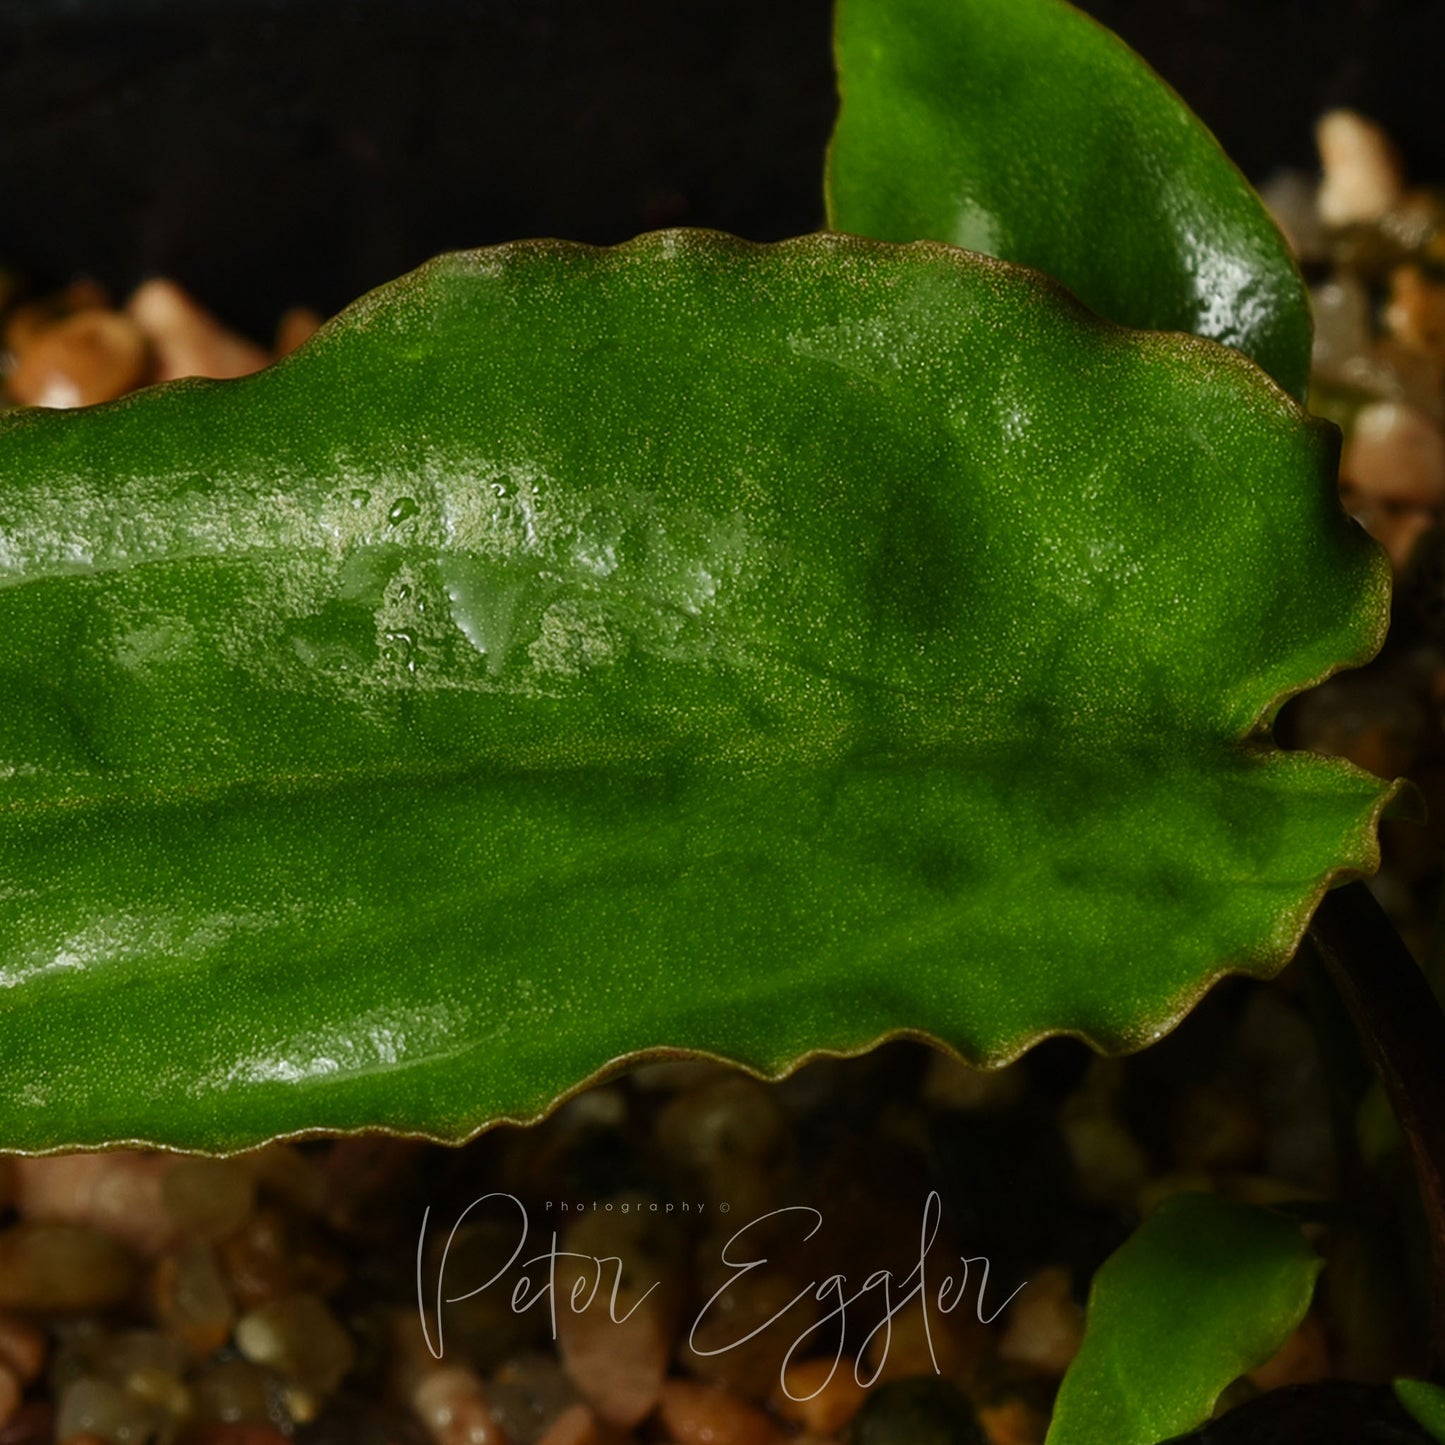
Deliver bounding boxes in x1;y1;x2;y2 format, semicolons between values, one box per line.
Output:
1047;1193;1322;1445
826;0;1313;399
0;233;1388;1152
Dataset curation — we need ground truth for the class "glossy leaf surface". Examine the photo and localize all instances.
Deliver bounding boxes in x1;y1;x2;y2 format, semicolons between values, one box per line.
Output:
827;0;1313;399
0;233;1389;1151
1397;1381;1445;1442
1048;1193;1322;1445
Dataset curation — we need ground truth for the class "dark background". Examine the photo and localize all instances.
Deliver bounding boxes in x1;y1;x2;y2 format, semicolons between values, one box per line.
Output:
0;0;1439;337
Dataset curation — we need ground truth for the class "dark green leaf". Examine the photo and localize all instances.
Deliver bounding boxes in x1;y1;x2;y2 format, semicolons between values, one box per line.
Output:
0;234;1389;1151
827;0;1312;399
1048;1192;1322;1445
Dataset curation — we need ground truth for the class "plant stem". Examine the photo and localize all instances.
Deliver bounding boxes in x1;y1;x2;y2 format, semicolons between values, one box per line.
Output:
1307;881;1445;1377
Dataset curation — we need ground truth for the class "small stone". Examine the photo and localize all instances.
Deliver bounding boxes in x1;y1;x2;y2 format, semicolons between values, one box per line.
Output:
237;1144;328;1218
1344;495;1437;574
0;1311;46;1385
847;1379;986;1445
1317;110;1406;228
0;1363;19;1431
771;1357;868;1435
234;1292;356;1397
654;1380;785;1445
190;1360;275;1426
1259;169;1327;262
275;307;325;358
1309;277;1372;384
13;1153;174;1258
975;1395;1049;1445
996;1268;1084;1378
0;1222;137;1313
655;1076;790;1218
1386;264;1445;359
921;1054;1025;1113
1344;400;1445;507
1059;1109;1149;1209
219;1205;347;1309
93;1328;187;1388
161;1157;256;1244
555;1206;678;1426
150;1242;236;1356
411;1365;504;1445
861;1294;988;1388
532;1403;632;1445
1171;1083;1267;1174
55;1376;175;1445
488;1354;579;1445
4;309;149;408
1247;1313;1332;1391
126;280;269;382
0;1401;54;1445
186;1428;291;1445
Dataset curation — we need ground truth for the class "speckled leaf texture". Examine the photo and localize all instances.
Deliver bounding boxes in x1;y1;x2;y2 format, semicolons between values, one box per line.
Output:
1047;1193;1322;1445
827;0;1313;400
0;234;1390;1152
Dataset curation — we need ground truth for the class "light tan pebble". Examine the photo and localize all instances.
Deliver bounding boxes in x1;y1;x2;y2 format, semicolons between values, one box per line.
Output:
1247;1313;1331;1390
921;1054;1025;1113
233;1292;355;1396
0;1361;19;1430
161;1157;256;1244
0;1222;137;1313
127;280;269;382
1386;264;1445;358
1316;110;1405;227
14;1152;175;1258
556;1207;678;1426
150;1242;235;1356
0;1311;45;1385
771;1358;868;1435
56;1377;174;1445
1309;276;1371;381
1259;169;1327;262
5;309;149;408
534;1402;631;1445
862;1294;988;1387
1172;1083;1267;1173
1343;400;1445;507
977;1396;1049;1445
412;1365;506;1445
996;1268;1084;1378
274;307;324;357
1059;1110;1149;1209
654;1381;785;1445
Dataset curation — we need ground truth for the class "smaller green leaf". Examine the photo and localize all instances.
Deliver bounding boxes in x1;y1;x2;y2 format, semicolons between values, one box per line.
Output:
827;0;1312;399
1397;1380;1445;1442
1046;1193;1321;1445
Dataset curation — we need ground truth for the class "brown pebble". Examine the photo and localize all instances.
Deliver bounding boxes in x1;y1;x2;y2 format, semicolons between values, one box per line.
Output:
1317;110;1406;228
1247;1313;1331;1390
1344;400;1445;507
162;1157;256;1244
0;1401;53;1445
186;1428;292;1445
275;307;324;358
996;1268;1085;1378
150;1242;236;1357
1345;494;1437;575
0;1364;18;1431
411;1365;505;1445
771;1358;868;1435
0;1222;137;1313
1172;1083;1267;1173
5;309;149;408
861;1294;988;1387
14;1152;175;1258
977;1395;1049;1445
2;279;109;355
1386;265;1445;360
655;1381;784;1445
127;279;269;382
0;1314;44;1387
219;1204;347;1308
